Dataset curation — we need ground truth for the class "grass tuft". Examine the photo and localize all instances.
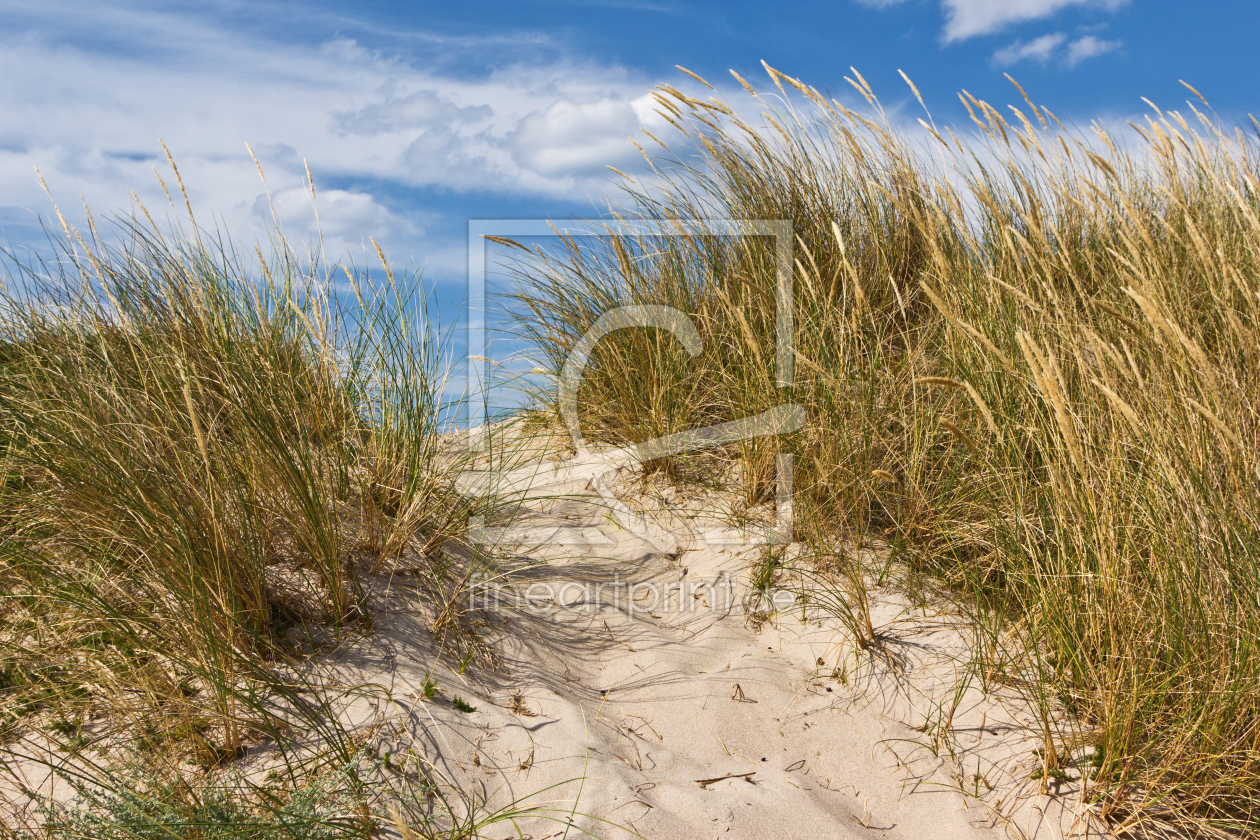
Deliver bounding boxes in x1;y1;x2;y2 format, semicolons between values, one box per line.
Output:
0;187;482;833
510;65;1260;833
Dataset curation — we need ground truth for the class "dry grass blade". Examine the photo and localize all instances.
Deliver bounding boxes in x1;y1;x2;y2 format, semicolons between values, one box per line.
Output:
508;65;1260;835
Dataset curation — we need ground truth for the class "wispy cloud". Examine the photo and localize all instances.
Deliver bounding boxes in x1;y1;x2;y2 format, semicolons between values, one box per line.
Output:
853;0;1127;44
333;91;493;137
991;31;1121;67
991;32;1069;66
0;2;678;263
1063;34;1123;66
943;0;1127;42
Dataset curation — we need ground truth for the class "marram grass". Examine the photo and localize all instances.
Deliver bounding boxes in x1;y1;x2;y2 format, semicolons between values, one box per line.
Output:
510;66;1260;835
3;65;1260;838
0;194;480;833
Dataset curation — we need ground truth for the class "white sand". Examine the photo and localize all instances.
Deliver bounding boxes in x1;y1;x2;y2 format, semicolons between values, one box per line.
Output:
328;440;1109;839
0;434;1109;837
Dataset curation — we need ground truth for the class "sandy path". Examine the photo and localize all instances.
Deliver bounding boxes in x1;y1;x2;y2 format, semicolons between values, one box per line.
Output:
327;444;1103;840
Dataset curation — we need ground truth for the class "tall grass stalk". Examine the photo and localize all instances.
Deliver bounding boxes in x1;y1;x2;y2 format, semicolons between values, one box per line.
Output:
0;185;476;831
511;66;1260;833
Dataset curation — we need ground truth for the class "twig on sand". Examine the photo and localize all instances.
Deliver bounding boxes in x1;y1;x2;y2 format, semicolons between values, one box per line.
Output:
695;772;757;788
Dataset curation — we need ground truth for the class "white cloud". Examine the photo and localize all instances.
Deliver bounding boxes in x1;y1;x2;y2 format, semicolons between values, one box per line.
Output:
1064;34;1122;66
0;3;684;266
333;90;493;137
991;31;1121;68
991;32;1068;66
939;0;1126;42
512;94;667;177
258;187;422;256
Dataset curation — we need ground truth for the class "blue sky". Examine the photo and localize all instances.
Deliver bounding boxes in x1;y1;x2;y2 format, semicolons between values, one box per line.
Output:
2;0;1258;341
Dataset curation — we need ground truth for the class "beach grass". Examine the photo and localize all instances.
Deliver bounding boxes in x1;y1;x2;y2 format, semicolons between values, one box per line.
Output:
508;65;1260;835
3;63;1260;838
0;189;479;833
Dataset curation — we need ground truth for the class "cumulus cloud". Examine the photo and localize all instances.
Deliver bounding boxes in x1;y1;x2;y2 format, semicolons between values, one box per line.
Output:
942;0;1127;42
512;94;665;177
991;31;1120;67
0;3;687;267
257;187;422;255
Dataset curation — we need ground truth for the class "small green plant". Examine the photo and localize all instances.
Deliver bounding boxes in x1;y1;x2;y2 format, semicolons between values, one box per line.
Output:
451;695;476;714
1088;744;1107;782
749;545;781;594
1029;767;1073;783
455;646;476;675
47;718;80;735
27;754;371;840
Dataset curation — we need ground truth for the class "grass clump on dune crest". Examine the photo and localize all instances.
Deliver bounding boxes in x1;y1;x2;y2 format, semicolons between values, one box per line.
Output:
511;65;1260;834
0;184;480;831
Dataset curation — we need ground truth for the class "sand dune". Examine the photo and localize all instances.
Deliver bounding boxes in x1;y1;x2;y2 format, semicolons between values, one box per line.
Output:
0;431;1105;837
327;438;1105;839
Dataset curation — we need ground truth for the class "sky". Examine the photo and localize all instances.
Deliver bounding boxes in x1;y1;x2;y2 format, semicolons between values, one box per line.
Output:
2;0;1258;383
